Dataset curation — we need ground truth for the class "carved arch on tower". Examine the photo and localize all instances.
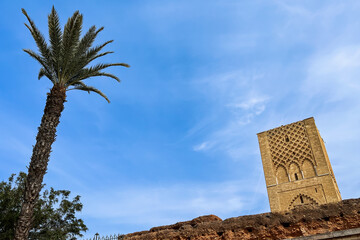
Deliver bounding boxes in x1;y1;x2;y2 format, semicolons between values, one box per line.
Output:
288;161;303;181
302;159;316;178
275;164;289;184
288;194;319;210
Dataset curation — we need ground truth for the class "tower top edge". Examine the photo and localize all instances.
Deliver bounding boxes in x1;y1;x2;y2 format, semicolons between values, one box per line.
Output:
256;117;314;135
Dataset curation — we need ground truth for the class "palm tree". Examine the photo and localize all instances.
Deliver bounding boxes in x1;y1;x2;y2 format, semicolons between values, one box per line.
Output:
14;7;129;240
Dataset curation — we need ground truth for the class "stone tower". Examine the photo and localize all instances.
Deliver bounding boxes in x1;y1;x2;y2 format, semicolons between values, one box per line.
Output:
257;117;341;212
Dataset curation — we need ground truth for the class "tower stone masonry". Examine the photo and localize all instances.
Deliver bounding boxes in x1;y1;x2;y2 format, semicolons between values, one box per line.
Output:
257;117;342;212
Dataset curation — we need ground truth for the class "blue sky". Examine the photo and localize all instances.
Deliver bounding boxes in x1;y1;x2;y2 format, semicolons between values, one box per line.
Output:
1;0;360;238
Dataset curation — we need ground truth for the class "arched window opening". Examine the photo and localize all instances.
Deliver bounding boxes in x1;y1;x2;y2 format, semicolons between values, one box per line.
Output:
276;166;289;184
285;135;290;142
300;196;304;203
302;160;316;178
315;188;317;193
289;163;303;181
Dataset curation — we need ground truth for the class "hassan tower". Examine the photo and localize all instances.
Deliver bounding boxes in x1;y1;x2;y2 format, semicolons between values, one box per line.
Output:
257;117;342;212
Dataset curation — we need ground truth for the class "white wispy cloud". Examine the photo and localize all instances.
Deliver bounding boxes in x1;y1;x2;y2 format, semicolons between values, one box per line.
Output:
228;96;268;111
191;71;268;159
304;45;360;101
226;94;269;125
193;141;212;152
79;179;267;231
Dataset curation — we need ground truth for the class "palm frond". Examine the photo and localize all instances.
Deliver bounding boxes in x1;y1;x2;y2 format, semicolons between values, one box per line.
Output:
95;26;104;35
64;41;118;81
67;51;114;79
23;49;56;84
75;26;99;58
66;62;129;86
22;9;52;67
87;63;130;74
87;72;120;82
38;67;52;81
64;26;99;78
68;81;89;93
82;71;120;82
67;83;110;103
88;51;114;63
68;81;87;88
60;10;83;82
48;6;62;78
23;49;48;68
82;40;114;65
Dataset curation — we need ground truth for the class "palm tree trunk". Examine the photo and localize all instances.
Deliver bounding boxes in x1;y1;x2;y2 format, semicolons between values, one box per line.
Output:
14;85;66;240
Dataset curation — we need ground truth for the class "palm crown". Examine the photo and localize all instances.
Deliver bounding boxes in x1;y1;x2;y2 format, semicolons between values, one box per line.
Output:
22;6;129;103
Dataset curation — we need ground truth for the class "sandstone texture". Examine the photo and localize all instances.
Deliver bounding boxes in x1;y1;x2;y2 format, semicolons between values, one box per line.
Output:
257;117;342;213
123;198;360;240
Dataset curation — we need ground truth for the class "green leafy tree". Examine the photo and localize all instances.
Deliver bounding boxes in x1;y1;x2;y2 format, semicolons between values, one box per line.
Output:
1;172;87;239
15;7;129;239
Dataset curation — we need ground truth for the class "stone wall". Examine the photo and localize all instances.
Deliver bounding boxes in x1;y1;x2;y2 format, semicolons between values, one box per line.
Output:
123;198;360;240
